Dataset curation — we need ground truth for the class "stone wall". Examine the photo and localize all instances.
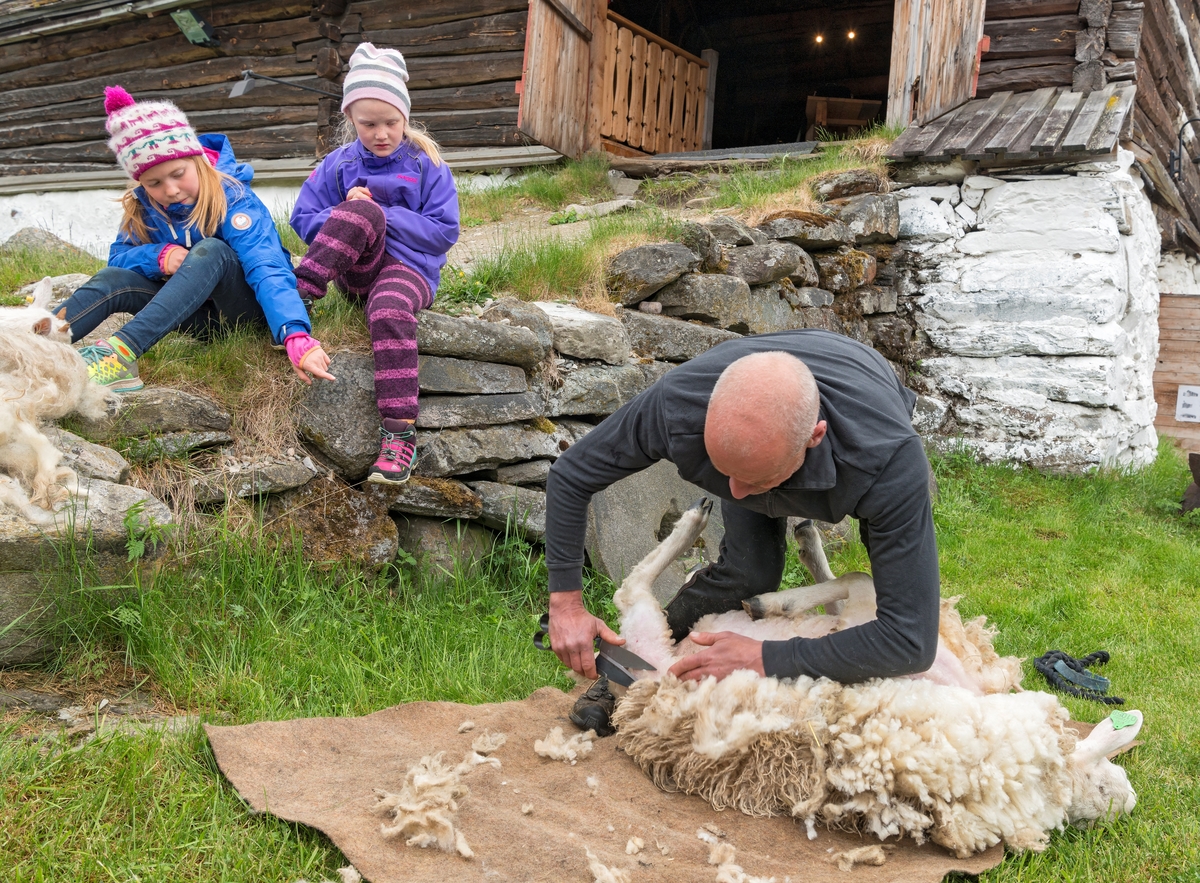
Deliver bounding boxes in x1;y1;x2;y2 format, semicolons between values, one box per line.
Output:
891;148;1162;471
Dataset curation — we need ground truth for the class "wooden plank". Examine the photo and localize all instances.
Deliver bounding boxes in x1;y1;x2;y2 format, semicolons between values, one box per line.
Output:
612;25;632;143
983;86;1058;153
689;61;706;151
886;0;924;127
641;41;660;150
976;56;1076;93
1062;85;1116;150
598;19;617;139
1080;0;1114;27
517;0;591;158
669;53;687;152
605;10;706;66
984;0;1082;19
901;109;962;156
922;100;986;160
700;48;717;150
1086;84;1137;151
984;15;1084;60
654;49;674;155
943;90;1013;154
1030;89;1084;151
917;0;987;125
542;0;591;41
347;11;527;58
348;0;528;31
885;122;928;159
627;33;646;150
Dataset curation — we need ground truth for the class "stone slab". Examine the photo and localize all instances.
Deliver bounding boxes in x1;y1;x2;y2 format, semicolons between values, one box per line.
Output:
264;476;398;575
619;308;741;362
723;241;804;285
543;363;653;417
415;392;544;429
74;386;230;443
415;419;592;478
191;458;318;506
835;193;900;245
366;476;483;520
467;480;547;541
296;352;379;482
43;426;130;484
418;311;547;369
532;302;631;365
757;214;853;250
703;216;765;247
494;459;552;486
479;297;555;352
393;515;495;573
417;355;528;395
605;243;700;306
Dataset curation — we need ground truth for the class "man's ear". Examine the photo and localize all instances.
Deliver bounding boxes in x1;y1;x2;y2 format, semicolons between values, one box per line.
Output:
807;420;828;449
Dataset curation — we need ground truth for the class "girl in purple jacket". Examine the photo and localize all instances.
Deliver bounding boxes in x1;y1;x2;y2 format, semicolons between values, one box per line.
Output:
290;43;459;485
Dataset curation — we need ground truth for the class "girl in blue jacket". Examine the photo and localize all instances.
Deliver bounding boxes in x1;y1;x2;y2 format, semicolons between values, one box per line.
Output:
290;43;459;485
58;86;333;392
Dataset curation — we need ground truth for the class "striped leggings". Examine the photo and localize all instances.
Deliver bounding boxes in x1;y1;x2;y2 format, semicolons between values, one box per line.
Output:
294;199;432;422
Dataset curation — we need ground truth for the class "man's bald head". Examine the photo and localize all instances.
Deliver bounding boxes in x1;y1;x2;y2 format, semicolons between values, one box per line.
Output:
704;351;825;498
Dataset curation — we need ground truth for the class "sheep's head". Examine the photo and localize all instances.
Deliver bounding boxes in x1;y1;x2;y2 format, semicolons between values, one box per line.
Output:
1066;710;1142;825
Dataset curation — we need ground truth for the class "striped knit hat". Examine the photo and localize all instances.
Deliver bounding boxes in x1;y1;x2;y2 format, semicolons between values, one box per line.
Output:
341;43;411;121
103;85;204;181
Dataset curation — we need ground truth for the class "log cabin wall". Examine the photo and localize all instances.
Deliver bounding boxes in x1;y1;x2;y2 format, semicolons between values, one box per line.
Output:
607;0;895;149
0;0;526;178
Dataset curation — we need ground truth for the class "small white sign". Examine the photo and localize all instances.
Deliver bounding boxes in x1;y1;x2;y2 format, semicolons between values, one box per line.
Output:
1177;385;1200;423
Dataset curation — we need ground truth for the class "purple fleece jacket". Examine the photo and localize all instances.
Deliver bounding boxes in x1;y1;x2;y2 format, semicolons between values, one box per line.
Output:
290;139;459;293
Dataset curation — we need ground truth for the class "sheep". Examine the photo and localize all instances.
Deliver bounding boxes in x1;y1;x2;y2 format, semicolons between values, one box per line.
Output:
0;327;117;511
0;277;72;342
609;499;1144;858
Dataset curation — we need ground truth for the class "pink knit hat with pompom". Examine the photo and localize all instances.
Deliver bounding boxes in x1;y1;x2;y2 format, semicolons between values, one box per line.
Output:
103;85;204;180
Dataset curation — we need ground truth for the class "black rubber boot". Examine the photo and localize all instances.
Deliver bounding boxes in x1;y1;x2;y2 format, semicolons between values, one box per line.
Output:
570;674;616;737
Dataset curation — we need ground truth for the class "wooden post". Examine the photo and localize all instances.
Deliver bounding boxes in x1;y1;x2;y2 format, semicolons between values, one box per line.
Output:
701;48;718;150
583;0;608;155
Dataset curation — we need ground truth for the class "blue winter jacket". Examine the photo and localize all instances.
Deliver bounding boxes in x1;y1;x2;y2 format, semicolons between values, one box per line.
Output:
289;138;459;293
108;133;311;344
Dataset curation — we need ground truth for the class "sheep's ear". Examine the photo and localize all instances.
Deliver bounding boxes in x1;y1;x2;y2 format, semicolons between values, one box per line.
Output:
1072;710;1143;765
30;276;53;310
32;316;51;335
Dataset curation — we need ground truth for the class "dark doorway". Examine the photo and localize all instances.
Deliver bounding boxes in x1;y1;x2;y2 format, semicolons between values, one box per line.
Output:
607;0;895;149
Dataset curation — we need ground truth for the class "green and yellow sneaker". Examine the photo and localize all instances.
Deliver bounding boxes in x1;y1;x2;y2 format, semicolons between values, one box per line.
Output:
78;337;143;393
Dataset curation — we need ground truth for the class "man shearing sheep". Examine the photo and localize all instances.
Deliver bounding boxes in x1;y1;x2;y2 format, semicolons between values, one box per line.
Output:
544;330;939;731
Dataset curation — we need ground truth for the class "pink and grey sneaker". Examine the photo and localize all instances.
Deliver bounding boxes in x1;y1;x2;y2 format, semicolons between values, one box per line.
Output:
367;418;417;485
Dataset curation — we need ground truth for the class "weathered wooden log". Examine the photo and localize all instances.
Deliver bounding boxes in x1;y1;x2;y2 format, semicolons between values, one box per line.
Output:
0;0;313;75
976;56;1077;93
1080;0;1113;27
984;15;1084;59
984;0;1082;19
336;10;527;58
1076;27;1107;61
347;0;528;31
317;0;350;16
315;46;343;80
1104;58;1138;79
1107;2;1144;57
1073;60;1107;91
1140;0;1198;118
404;52;525;91
0;162;115;176
410;81;520;111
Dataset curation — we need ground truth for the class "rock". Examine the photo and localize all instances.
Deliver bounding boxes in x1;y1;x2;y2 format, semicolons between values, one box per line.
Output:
900;184;961;205
637;301;662;314
74;386;230;443
703;216;765;247
787;286;835;308
957;177;1122;255
815;248;878;294
543;363;651;417
897;197;953;242
893;159;973;185
911;395;950;434
834;193;900;245
656;273;801;335
961;175;1004;209
14;273;91;304
190;458;318;506
495;459;552;486
639;359;674;386
811;168;887;200
757;212;853;250
418;310;547;369
605;243;700;306
0;688;68;713
265;475;398;574
296;352;379;482
467;480;546;541
532;302;631;365
584;460;725;604
42;426;130;484
619;308;741;362
366;475;483;519
393;515;495;572
842;285;897;315
867;314;915;361
415;392;544;428
724;241;804;285
415;419;591;477
0;228;95;262
676;221;725;272
418;355;527;395
557;198;642;219
788;249;820;287
479;297;555;352
123;430;233;460
1;477;170;665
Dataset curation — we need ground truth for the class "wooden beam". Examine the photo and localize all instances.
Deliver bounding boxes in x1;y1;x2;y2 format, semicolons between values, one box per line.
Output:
541;0;591;42
984;0;1082;19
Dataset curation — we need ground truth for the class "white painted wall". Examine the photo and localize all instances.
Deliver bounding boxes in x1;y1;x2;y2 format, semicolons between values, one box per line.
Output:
896;148;1161;472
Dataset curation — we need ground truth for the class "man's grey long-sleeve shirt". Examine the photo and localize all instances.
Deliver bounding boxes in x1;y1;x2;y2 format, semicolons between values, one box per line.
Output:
544;330;940;683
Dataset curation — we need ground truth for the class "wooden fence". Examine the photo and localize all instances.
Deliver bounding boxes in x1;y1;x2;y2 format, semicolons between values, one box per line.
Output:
1155;293;1200;451
598;12;708;155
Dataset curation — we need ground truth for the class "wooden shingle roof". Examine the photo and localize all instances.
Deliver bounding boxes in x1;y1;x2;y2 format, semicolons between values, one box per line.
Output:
886;84;1136;164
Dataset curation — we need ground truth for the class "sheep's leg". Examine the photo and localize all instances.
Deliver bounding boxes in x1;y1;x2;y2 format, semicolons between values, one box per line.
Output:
795;519;842;615
743;576;851;620
613;497;712;614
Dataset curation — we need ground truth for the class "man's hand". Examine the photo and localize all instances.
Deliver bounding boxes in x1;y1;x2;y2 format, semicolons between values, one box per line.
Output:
162;245;187;275
346;186;373;202
668;631;765;682
291;345;336;385
548;590;624;680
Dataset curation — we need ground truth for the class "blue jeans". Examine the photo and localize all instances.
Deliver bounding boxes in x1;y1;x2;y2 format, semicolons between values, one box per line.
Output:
62;238;265;357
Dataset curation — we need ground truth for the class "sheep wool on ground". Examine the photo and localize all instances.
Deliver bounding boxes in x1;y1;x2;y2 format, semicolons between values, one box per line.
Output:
534;726;595;763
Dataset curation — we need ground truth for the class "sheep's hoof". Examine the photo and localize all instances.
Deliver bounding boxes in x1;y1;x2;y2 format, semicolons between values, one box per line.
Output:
742;597;766;621
687;497;713;516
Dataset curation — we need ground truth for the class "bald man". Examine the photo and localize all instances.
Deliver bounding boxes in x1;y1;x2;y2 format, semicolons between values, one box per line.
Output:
544;329;939;690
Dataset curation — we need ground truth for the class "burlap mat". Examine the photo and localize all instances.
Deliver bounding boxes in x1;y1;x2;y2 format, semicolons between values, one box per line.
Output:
206;686;1007;882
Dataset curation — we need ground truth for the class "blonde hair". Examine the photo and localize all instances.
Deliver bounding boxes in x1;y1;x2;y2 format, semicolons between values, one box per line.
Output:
338;107;444;166
118;154;242;244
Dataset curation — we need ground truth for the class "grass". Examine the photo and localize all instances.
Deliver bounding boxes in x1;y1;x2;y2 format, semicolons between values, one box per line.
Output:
0;245;104;304
3;444;1199;881
457;153;614;227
